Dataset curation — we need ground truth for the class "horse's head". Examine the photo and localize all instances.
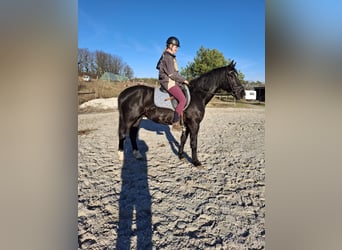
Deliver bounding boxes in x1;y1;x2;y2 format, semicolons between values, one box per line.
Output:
225;61;245;100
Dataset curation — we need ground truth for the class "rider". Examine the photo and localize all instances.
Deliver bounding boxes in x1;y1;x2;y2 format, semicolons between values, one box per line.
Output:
156;36;189;131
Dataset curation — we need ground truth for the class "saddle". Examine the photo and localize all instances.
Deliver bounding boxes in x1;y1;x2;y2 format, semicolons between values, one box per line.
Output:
153;84;191;111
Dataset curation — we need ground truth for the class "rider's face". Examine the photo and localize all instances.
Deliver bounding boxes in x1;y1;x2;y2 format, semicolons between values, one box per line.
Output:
170;44;179;54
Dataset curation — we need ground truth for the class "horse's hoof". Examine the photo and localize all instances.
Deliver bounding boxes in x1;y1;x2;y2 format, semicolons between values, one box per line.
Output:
118;151;124;161
133;150;143;160
193;160;202;166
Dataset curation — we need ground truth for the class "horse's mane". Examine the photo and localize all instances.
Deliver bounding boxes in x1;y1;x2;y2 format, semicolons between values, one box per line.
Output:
189;65;232;91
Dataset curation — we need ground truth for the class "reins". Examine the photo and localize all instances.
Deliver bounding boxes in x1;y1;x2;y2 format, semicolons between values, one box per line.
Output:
194;87;225;95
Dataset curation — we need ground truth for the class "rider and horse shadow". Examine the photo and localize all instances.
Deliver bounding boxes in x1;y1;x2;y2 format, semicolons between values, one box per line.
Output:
115;119;192;250
115;138;152;250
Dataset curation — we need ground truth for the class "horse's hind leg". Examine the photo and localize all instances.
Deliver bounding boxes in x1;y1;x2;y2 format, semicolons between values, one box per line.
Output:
118;112;143;159
129;119;143;159
118;116;127;161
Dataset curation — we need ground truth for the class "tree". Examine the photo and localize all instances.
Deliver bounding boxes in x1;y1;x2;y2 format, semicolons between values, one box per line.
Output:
122;64;134;79
78;48;93;75
78;48;134;79
95;51;122;77
95;50;107;77
181;46;245;82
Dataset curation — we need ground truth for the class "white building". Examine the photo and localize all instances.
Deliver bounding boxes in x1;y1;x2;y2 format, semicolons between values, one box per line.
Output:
244;90;257;100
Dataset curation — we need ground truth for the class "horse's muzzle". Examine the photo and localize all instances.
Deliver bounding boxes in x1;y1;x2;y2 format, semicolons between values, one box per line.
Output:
234;87;245;100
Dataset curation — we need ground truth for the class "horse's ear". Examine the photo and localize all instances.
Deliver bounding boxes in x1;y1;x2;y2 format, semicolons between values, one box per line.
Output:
228;60;236;67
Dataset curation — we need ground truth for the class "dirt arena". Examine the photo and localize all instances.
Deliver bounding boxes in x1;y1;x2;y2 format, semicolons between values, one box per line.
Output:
78;107;265;249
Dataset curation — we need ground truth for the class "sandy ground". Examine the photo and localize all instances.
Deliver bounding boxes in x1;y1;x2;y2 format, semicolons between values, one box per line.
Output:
78;107;265;249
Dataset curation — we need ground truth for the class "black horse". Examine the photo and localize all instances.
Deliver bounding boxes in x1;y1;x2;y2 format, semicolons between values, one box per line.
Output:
117;61;245;166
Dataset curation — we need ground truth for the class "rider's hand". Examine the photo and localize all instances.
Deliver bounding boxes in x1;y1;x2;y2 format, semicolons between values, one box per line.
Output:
184;80;189;85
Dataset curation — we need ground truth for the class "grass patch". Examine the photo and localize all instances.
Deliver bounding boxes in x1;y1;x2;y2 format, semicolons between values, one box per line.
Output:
78;80;130;105
78;79;156;105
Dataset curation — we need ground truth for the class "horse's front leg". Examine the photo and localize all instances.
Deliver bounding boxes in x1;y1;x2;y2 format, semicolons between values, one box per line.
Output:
189;125;201;166
178;127;189;160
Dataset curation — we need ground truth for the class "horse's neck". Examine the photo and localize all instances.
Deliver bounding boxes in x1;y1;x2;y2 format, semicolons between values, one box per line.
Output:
203;92;215;105
195;81;222;106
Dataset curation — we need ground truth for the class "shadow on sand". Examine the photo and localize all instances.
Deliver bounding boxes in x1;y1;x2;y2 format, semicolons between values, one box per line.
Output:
116;119;193;249
116;138;152;250
139;118;191;162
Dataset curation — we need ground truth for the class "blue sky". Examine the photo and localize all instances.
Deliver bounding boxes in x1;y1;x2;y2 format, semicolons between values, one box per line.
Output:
78;0;265;82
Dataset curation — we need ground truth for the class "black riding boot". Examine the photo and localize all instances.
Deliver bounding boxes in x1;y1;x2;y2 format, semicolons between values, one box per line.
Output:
172;112;182;131
172;112;179;123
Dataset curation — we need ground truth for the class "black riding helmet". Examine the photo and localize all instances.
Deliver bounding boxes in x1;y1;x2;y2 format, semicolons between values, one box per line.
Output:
166;36;180;47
